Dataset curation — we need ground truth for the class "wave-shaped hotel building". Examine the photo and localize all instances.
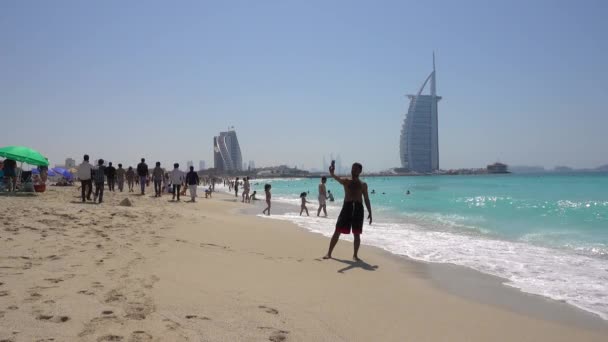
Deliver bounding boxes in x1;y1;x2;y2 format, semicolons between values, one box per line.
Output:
400;55;441;173
214;129;243;172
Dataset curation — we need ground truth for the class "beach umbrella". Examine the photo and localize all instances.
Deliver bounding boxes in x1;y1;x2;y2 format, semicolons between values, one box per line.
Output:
0;146;49;167
32;168;57;177
52;167;73;180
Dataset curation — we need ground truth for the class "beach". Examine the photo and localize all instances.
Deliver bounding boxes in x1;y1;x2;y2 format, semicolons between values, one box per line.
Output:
1;186;607;341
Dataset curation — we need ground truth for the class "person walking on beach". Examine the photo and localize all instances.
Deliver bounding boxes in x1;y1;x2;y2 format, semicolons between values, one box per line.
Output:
300;192;311;216
185;166;200;202
152;162;164;197
317;176;328;217
116;164;126;192
77;154;93;202
106;162;116;192
242;176;250;203
170;163;184;201
262;184;272;215
323;162;372;261
137;158;149;195
126;166;135;192
234;177;239;198
93;159;106;204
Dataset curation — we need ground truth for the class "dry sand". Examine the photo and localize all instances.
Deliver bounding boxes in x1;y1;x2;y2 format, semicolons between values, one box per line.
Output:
1;186;607;341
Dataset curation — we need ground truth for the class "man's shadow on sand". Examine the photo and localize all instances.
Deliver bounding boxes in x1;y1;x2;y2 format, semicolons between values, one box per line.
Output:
331;258;379;273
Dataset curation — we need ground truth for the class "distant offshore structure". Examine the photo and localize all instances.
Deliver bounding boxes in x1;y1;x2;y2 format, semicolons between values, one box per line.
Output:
214;128;243;172
400;54;441;173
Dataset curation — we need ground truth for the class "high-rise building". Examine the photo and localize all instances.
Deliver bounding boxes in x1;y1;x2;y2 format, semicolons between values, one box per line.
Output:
187;160;193;170
400;54;441;173
214;129;243;172
248;160;255;170
65;158;76;168
199;160;206;171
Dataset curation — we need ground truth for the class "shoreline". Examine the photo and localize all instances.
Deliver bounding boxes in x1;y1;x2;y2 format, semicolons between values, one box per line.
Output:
1;187;607;341
239;194;608;330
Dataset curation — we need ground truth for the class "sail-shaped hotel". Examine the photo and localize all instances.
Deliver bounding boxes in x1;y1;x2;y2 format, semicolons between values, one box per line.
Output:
400;54;441;173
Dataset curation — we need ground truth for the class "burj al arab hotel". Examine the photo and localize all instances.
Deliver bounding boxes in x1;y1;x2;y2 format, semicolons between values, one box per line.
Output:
400;54;441;173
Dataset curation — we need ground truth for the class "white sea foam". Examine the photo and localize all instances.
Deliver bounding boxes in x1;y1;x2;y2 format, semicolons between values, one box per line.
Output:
260;196;608;321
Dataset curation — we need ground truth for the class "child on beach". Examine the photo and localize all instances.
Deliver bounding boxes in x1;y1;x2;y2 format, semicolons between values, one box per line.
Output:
262;184;272;215
300;192;311;216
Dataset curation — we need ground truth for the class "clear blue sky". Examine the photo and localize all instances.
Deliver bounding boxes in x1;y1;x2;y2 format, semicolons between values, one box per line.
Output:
1;0;606;171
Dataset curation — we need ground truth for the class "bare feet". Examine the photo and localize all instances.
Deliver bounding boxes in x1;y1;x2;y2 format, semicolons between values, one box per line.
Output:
353;256;361;262
322;255;331;259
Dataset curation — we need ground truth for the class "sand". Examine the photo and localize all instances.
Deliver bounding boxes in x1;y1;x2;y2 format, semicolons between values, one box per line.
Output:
0;186;607;341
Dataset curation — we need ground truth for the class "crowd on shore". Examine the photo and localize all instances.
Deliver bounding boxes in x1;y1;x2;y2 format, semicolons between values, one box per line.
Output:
75;155;218;204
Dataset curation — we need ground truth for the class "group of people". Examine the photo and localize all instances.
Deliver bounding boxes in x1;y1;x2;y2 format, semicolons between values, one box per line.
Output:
231;162;373;261
299;176;336;217
74;154;373;261
76;155;216;204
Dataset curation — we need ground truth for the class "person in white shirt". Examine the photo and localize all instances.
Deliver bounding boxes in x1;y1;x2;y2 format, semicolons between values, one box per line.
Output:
77;154;93;202
169;163;185;201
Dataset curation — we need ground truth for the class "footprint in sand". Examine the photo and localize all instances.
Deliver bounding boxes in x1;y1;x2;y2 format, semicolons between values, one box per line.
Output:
259;305;279;315
259;327;290;342
77;290;95;296
36;314;70;323
125;302;153;320
185;314;211;320
44;278;64;284
0;290;9;297
129;330;153;342
104;290;125;303
97;335;123;341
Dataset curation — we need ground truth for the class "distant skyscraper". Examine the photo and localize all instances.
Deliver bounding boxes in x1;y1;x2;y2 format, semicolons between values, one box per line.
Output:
400;53;441;173
248;160;255;170
187;160;193;169
214;129;243;172
199;160;206;171
65;158;76;168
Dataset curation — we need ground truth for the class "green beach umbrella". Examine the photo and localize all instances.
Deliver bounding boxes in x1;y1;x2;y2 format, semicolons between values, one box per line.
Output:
0;145;49;167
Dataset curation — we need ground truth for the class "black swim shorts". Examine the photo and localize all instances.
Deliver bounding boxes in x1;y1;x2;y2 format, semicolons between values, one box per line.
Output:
335;201;364;235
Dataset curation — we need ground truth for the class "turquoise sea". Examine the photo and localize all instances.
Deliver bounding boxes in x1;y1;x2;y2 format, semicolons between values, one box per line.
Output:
220;173;608;319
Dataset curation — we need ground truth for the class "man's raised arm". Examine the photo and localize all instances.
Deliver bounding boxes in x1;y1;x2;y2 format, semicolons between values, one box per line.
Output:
329;165;347;185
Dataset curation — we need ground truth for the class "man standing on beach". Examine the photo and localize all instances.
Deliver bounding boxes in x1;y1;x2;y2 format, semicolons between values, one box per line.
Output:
77;154;93;202
137;158;149;195
317;176;328;217
126;166;135;192
106;162;116;192
170;163;184;201
323;162;372;261
185;166;200;202
152;162;164;197
116;164;126;192
93;159;106;204
234;177;239;198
